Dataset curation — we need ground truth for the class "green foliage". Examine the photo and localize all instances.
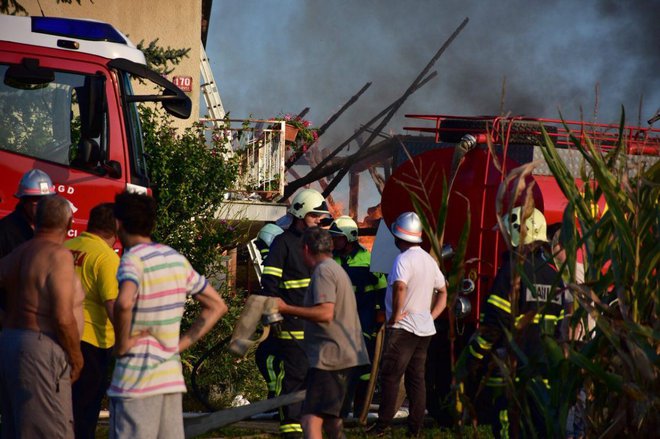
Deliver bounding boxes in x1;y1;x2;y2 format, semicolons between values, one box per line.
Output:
139;107;263;410
536;111;659;436
137;39;191;76
140;106;240;278
0;0;28;15
180;289;267;411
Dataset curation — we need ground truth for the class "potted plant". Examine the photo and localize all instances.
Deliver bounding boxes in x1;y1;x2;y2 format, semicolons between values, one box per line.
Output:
277;113;319;154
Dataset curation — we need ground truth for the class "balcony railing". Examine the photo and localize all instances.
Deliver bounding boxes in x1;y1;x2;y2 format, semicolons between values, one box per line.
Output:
200;118;287;201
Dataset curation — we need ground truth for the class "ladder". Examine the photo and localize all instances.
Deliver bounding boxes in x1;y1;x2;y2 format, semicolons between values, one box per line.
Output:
200;41;226;127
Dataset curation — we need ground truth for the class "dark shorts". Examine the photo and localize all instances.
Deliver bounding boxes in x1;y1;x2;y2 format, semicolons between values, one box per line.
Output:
302;367;355;418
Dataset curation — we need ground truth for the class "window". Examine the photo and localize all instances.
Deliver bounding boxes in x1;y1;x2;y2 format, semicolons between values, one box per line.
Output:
0;64;108;170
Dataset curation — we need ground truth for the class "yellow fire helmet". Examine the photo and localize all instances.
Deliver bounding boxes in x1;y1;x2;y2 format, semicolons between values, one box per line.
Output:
503;206;548;247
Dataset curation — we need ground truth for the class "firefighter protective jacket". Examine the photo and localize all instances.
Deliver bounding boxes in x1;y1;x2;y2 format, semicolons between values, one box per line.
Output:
333;245;387;338
261;228;310;336
467;247;565;378
255;237;270;264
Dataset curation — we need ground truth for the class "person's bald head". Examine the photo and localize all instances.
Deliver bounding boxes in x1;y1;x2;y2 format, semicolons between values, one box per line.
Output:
35;195;73;232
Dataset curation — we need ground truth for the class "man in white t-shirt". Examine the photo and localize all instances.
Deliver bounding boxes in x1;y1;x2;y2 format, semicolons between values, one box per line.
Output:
368;212;448;437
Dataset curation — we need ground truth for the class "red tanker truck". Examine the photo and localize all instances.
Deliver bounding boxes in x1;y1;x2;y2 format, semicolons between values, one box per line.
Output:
376;113;659;424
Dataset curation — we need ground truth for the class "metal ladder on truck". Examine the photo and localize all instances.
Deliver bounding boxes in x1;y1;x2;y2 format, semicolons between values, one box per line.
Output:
200;41;226;126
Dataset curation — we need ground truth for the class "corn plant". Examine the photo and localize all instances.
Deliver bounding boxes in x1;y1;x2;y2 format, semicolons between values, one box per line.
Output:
448;110;658;438
537;110;659;437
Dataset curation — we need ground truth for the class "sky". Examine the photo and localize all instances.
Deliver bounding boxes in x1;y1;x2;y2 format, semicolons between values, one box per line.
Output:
206;0;659;217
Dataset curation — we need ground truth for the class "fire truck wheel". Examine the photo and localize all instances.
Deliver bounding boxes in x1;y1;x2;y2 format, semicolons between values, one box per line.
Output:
439;119;557;145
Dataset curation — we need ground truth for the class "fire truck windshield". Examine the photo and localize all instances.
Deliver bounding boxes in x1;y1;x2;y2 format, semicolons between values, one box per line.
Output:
0;63;108;171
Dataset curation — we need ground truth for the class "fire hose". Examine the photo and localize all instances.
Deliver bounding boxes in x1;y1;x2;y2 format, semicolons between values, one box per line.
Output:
185;295;308;438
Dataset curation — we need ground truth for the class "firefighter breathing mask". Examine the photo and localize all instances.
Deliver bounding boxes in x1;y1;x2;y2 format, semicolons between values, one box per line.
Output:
503;206;548;247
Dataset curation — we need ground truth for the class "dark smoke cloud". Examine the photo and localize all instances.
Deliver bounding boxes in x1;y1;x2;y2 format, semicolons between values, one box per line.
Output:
209;0;660;148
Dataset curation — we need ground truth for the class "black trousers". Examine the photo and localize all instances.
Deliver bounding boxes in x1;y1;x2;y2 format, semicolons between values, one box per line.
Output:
72;341;113;439
277;337;308;436
255;336;281;400
376;328;432;434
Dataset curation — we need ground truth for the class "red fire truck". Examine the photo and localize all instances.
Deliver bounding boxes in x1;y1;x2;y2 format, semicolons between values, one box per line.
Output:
378;114;659;423
0;15;191;236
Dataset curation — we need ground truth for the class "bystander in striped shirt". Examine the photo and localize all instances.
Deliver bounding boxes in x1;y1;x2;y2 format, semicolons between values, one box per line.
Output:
108;243;207;398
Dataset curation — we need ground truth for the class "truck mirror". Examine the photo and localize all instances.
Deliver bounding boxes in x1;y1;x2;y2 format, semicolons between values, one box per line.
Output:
107;58;192;119
162;89;193;119
4;58;54;90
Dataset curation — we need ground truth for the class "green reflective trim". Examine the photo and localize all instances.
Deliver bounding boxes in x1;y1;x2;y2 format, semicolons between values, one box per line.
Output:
515;314;559;324
487;295;511;314
277;331;305;340
266;355;278;392
280;424;303;433
359;373;371;381
476;336;493;351
263;266;283;277
469;345;484;360
282;278;310;289
499;409;510;439
486;377;505;387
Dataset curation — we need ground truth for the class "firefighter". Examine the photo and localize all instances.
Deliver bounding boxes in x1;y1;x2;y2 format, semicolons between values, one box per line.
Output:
0;169;57;258
253;222;285;401
0;169;57;316
260;189;330;438
255;223;284;264
327;215;387;417
461;207;566;439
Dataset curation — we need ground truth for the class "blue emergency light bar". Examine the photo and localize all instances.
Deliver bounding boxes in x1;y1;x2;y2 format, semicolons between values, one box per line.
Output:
31;17;127;44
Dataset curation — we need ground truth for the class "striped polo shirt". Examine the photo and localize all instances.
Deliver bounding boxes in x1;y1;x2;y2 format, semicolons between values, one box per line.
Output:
108;242;207;398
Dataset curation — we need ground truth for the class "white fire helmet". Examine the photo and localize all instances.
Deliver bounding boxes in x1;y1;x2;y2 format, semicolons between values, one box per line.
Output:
329;215;359;242
503;206;548;247
288;189;330;220
15;169;56;198
257;223;284;247
390;211;423;243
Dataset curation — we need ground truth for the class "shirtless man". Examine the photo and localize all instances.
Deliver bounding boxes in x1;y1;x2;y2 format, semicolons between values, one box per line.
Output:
0;195;84;439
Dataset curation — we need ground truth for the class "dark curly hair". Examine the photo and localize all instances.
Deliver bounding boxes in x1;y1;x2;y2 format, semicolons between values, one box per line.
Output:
87;203;116;238
114;191;157;237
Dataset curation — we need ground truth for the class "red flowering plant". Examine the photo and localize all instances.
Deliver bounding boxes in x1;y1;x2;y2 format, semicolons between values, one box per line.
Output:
277;113;319;154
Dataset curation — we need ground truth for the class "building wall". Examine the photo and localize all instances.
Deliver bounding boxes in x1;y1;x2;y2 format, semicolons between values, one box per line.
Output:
17;0;201;129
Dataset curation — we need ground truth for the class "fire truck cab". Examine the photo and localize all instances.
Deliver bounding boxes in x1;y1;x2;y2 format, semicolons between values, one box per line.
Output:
0;15;191;236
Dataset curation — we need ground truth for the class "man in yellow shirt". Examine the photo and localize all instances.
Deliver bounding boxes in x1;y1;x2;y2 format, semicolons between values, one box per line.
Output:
65;203;119;439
